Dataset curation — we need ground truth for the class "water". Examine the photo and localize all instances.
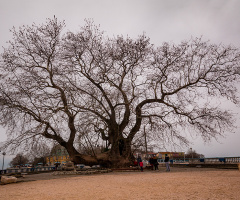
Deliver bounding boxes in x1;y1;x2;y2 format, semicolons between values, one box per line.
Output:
0;155;13;170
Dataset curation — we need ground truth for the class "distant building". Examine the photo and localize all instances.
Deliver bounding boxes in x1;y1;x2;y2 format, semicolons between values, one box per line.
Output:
134;151;185;161
158;152;185;159
46;145;70;165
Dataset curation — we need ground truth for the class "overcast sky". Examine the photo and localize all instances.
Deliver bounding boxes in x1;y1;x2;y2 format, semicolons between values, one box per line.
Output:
0;0;240;167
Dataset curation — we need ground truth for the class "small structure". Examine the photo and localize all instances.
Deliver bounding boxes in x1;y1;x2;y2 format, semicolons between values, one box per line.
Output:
46;145;70;166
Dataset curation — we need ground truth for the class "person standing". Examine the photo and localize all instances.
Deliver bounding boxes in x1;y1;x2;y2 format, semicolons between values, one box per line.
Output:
149;156;154;170
164;154;170;172
139;161;143;172
137;155;142;167
134;159;138;166
153;156;159;170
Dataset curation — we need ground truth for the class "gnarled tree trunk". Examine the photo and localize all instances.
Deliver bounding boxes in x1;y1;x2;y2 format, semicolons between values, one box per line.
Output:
63;138;134;168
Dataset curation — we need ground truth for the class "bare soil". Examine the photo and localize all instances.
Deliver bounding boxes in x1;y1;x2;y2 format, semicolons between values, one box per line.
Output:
0;167;240;200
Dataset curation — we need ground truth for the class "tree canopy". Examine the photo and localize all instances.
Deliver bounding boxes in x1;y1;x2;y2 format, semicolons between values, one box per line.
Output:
0;17;240;167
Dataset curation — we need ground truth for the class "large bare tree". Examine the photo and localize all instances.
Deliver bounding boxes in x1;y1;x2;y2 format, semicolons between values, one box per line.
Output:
0;18;239;167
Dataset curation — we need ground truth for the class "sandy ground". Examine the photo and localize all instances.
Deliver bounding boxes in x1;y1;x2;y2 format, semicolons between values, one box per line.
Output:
0;167;240;200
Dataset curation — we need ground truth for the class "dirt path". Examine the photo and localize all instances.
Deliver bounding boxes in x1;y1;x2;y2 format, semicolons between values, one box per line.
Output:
1;168;239;200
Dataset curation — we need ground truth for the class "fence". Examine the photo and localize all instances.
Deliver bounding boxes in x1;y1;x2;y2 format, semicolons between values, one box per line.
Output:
0;166;55;175
188;157;240;164
158;157;240;164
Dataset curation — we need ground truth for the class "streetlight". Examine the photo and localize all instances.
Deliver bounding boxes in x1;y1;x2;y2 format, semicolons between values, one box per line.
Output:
2;152;6;170
190;148;193;164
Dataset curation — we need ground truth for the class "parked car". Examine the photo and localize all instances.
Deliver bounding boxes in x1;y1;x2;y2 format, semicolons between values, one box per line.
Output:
75;164;85;169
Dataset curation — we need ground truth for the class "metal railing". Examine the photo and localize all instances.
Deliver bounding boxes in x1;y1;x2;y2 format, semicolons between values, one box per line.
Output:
188;157;240;164
0;166;55;175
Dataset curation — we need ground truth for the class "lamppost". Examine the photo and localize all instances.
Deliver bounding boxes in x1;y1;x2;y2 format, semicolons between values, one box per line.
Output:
2;152;6;170
190;148;193;164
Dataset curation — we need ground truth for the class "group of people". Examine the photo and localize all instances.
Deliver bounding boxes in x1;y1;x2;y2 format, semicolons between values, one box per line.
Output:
136;154;170;172
149;156;159;170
